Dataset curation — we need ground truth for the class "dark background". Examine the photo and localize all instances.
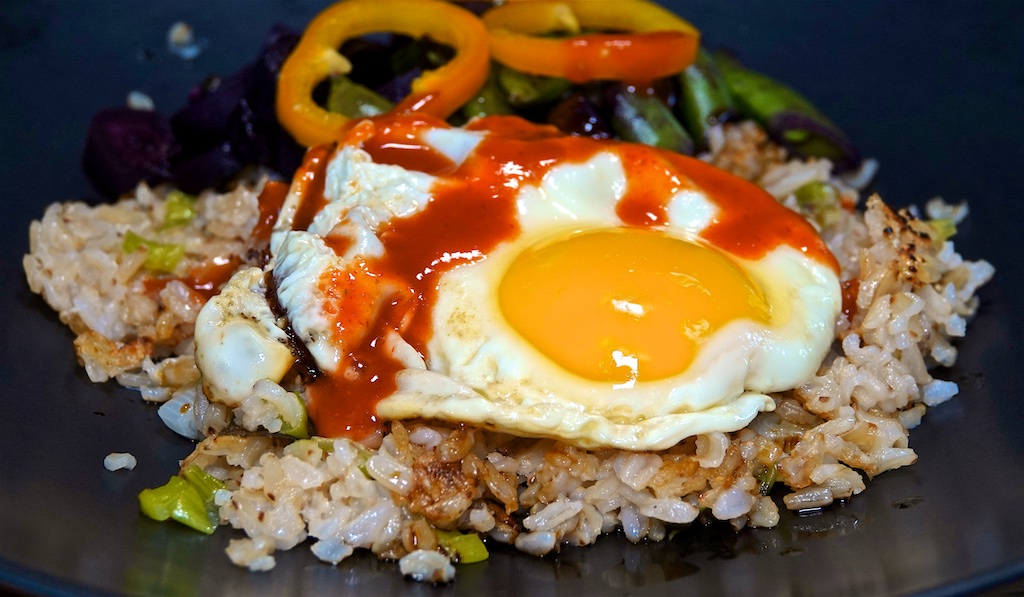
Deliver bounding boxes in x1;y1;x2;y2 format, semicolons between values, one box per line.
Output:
1;1;1023;596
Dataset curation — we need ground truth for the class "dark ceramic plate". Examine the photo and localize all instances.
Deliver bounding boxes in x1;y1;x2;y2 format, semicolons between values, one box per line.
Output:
2;1;1023;596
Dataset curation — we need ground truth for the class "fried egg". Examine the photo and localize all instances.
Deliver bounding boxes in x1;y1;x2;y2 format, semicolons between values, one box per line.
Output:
195;113;841;451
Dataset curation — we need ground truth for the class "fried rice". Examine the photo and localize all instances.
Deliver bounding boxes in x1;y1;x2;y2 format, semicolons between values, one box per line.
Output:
22;120;994;581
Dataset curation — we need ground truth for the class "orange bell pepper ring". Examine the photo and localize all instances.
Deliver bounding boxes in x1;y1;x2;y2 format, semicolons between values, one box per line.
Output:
276;0;490;147
482;0;700;84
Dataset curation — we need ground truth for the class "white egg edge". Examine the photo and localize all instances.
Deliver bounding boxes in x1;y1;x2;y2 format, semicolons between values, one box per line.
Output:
193;266;294;407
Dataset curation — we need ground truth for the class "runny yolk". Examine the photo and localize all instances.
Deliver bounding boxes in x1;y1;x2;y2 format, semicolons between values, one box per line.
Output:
498;227;771;387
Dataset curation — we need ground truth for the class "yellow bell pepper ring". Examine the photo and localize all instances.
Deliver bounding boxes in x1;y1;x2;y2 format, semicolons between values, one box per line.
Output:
276;0;490;147
482;0;701;84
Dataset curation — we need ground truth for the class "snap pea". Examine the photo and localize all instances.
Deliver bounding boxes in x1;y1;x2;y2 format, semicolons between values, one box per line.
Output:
677;48;735;148
326;74;395;119
181;464;227;503
496;65;571;107
713;52;825;140
714;52;860;170
757;463;778;496
610;87;694;155
462;69;514;119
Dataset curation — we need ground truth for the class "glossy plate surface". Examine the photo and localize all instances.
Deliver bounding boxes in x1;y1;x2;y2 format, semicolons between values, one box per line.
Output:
1;1;1023;595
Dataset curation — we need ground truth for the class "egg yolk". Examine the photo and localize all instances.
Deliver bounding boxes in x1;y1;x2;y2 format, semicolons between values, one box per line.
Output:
498;227;771;387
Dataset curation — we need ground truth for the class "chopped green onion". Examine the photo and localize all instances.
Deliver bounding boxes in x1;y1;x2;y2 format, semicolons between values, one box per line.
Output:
284;438;337;459
794;181;842;229
355;444;374;479
434;529;489;564
257;389;310;439
162;190;197;229
282;438;334;464
122;231;185;273
121;231;146;253
138;474;218;534
928;218;957;242
181;464;226;502
327;75;394;119
757;463;779;496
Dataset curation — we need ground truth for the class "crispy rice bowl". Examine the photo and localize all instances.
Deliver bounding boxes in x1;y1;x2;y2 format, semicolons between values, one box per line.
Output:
4;2;1024;596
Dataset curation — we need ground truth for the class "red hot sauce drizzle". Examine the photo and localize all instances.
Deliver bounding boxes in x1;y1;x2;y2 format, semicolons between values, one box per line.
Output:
359;114;458;176
614;146;683;226
666;152;840;273
252;180;290;244
287;113;838;440
290;144;333;233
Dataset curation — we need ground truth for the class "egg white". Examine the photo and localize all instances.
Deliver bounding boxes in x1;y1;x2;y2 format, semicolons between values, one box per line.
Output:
193;266;294;407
